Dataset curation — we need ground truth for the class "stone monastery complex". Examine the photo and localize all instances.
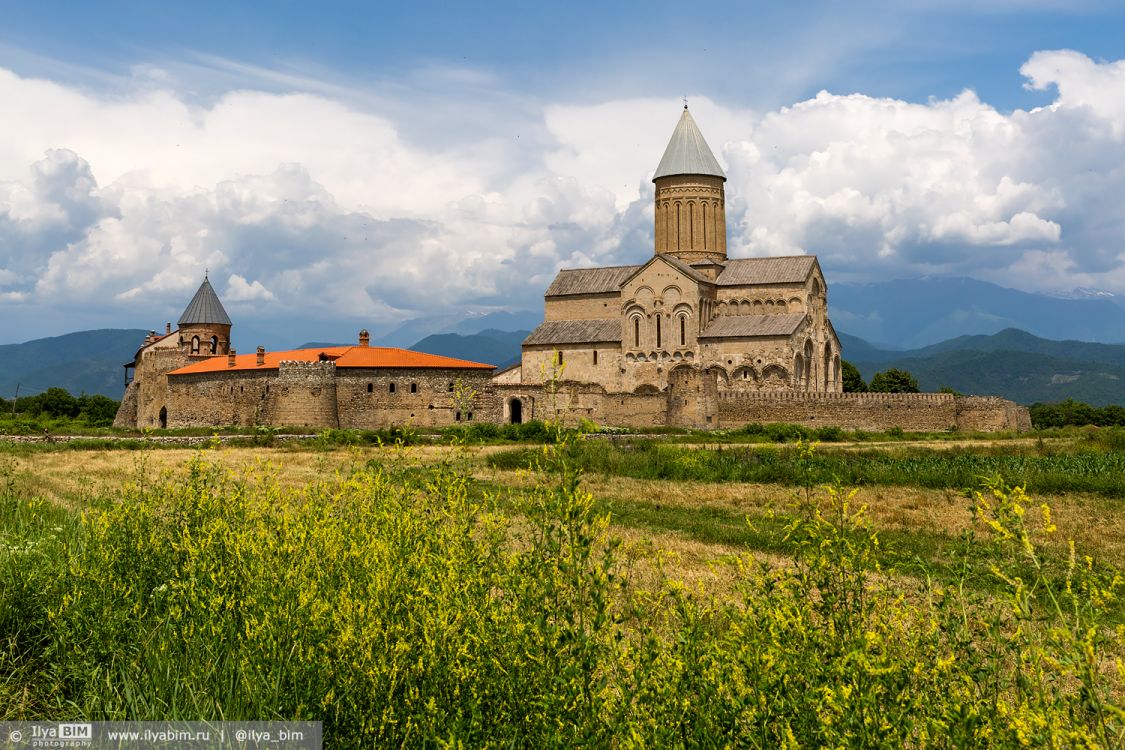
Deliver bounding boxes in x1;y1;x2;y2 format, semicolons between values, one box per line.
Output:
115;107;1030;433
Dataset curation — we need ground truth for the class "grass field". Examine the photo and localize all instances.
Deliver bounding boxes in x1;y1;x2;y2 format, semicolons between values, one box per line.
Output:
1;431;1122;746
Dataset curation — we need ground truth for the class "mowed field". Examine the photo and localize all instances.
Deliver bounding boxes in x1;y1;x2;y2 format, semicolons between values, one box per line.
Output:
10;437;1122;574
2;431;1122;746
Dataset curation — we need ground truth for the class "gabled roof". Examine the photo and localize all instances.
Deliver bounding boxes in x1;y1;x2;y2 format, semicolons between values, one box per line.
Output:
619;253;713;288
653;107;726;181
523;319;621;346
716;256;817;286
544;265;641;297
179;276;232;326
167;346;494;376
699;314;806;339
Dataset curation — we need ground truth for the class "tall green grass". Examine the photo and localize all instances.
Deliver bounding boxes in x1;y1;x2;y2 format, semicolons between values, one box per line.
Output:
0;444;1121;746
489;439;1125;497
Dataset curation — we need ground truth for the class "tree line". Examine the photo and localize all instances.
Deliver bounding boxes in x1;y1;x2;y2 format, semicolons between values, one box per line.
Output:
841;361;920;393
839;360;1123;428
0;388;120;427
1027;399;1125;428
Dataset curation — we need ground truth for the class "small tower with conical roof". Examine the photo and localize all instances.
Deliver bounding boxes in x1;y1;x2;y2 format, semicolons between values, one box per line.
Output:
653;105;727;269
177;274;232;357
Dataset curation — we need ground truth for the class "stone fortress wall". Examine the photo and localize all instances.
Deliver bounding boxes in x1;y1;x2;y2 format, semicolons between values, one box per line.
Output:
497;368;1031;433
116;333;1028;433
153;366;499;430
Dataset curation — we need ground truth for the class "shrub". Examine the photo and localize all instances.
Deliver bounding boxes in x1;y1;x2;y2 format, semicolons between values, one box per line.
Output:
841;359;867;392
1031;399;1125;428
812;425;846;442
870;368;920;393
0;444;1120;745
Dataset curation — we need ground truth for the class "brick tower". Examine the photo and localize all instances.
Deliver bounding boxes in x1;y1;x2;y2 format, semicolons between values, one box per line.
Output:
652;105;728;272
177;274;232;357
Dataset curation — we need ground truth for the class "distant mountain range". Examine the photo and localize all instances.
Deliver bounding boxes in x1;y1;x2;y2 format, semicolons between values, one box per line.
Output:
409;329;528;369
831;277;1125;348
377;310;543;349
842;328;1125;406
5;273;1125;406
0;329;147;400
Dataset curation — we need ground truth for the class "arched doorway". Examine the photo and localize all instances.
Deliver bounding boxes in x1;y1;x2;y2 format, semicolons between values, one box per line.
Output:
824;343;833;391
509;398;523;424
158;406;168;429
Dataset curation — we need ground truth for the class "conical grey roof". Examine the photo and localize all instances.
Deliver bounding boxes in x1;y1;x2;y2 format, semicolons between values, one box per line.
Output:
178;276;232;326
653;107;726;181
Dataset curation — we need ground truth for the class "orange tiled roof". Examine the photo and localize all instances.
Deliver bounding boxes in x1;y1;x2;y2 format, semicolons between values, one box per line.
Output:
167;346;495;376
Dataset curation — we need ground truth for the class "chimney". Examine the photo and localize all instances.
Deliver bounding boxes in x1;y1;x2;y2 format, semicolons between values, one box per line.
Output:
256;346;265;366
358;329;370;347
228;349;237;367
165;323;171;335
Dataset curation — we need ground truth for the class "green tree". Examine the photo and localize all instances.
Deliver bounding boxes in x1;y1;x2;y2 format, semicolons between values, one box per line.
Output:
78;394;120;426
840;360;867;393
1029;399;1125;428
869;368;919;394
33;387;80;418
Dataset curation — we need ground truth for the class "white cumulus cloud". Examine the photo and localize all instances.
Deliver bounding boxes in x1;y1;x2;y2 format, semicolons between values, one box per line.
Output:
1;49;1124;344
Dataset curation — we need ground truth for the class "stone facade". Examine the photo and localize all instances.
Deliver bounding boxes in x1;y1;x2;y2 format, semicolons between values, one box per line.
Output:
114;107;1031;434
495;374;1031;433
114;280;499;430
150;364;499;430
515;108;844;400
495;107;1030;433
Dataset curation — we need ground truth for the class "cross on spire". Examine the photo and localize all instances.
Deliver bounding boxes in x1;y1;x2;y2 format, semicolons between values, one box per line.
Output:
682;96;688;110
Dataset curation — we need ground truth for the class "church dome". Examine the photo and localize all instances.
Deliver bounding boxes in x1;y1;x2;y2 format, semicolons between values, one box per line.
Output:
652;107;726;181
178;275;232;326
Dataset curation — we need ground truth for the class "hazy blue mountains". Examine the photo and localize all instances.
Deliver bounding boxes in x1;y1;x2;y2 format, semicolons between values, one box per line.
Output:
831;277;1125;348
409;329;528;369
843;328;1125;406
0;329;147;400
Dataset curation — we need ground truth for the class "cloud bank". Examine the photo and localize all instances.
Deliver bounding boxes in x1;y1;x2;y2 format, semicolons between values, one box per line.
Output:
1;49;1124;343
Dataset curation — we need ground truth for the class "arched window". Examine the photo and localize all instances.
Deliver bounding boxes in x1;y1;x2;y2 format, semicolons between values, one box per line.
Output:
804;340;814;389
824;343;833;391
389;382;396;394
675;203;682;250
410;383;417;393
634;317;640;348
209;336;218;354
191;336;200;354
593;350;598;365
688;202;694;248
656;316;662;348
701;203;708;249
679;316;686;346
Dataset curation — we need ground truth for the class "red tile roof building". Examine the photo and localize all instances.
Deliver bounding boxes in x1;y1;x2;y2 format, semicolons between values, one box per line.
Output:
114;281;497;430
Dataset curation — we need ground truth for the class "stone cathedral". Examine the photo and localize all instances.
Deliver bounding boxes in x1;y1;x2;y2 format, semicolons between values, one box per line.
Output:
509;105;843;398
115;105;1029;433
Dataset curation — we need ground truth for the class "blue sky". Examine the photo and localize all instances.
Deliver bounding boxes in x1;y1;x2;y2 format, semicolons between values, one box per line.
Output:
1;1;1124;346
6;1;1119;109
